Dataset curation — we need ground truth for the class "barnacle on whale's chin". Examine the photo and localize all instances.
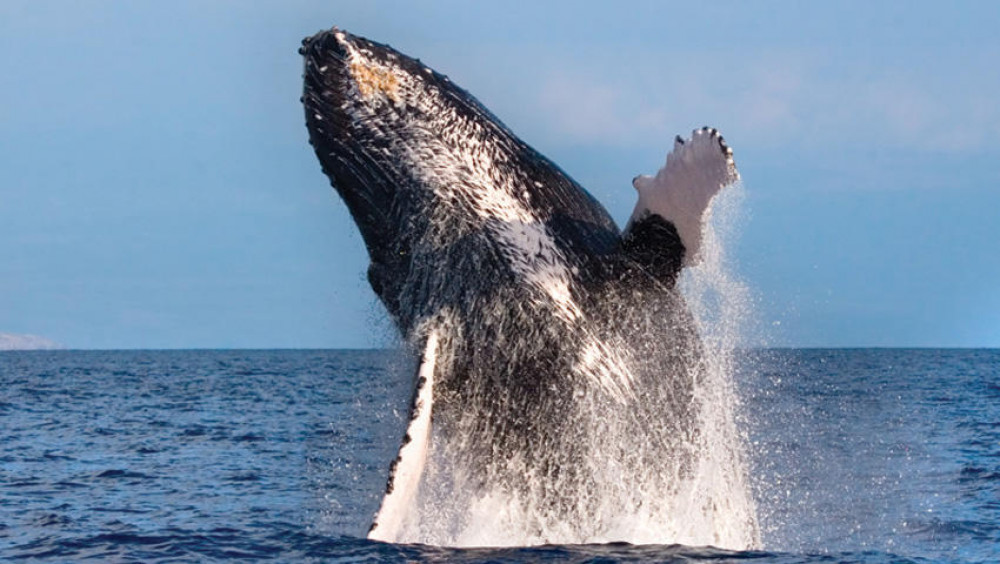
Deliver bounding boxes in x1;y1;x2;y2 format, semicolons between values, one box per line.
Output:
335;29;404;105
349;59;402;103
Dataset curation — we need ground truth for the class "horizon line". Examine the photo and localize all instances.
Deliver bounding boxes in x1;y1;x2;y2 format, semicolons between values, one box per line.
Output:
3;345;998;353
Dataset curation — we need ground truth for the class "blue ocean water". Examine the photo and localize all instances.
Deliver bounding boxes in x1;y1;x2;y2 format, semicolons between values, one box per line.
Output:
1;349;997;562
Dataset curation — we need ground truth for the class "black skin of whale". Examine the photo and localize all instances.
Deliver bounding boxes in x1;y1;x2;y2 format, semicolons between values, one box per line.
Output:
300;29;703;519
300;30;687;320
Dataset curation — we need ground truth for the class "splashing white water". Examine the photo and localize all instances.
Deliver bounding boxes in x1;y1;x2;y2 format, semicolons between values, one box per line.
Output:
678;180;760;548
376;181;760;549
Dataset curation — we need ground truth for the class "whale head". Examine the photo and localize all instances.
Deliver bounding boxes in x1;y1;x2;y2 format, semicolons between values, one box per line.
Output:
300;28;621;327
300;28;488;316
300;29;443;261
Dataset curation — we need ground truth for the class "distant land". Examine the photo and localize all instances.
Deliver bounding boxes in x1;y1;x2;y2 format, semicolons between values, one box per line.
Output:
0;333;64;351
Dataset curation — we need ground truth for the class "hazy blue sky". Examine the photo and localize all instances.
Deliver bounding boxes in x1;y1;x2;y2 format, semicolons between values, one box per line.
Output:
2;1;998;349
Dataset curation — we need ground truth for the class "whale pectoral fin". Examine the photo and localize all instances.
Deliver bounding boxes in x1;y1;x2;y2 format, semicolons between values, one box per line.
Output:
624;127;739;277
368;330;440;542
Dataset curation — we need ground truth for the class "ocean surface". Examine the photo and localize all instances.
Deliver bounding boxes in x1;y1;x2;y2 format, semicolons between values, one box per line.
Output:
1;348;997;562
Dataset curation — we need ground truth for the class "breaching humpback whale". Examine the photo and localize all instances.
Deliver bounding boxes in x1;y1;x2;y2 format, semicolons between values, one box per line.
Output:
301;28;756;547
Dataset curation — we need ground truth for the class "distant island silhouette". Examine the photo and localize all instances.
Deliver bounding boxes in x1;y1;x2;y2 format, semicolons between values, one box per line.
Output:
0;333;63;351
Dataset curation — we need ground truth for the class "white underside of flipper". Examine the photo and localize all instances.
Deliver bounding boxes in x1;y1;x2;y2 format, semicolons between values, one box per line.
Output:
628;127;739;267
367;330;439;542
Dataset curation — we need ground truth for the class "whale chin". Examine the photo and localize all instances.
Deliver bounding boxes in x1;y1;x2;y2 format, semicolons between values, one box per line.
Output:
300;27;752;546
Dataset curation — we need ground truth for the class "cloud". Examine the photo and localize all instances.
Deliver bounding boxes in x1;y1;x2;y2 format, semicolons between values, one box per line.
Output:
516;52;814;149
513;49;1000;157
0;333;63;350
536;74;634;141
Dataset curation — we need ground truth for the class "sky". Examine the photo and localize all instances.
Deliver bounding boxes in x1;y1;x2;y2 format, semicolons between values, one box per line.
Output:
1;1;998;349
